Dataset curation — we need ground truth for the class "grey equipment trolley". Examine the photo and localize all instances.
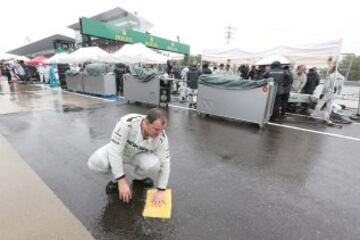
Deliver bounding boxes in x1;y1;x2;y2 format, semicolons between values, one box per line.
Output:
123;71;171;107
197;75;276;128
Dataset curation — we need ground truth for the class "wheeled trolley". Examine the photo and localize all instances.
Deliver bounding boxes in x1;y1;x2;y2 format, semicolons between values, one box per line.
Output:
123;73;171;107
197;77;276;127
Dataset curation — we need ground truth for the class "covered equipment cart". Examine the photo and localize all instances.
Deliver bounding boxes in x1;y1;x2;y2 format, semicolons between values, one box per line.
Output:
124;67;171;106
197;74;276;127
83;63;116;96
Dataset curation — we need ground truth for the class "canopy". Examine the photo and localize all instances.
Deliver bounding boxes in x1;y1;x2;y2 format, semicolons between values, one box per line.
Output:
27;56;47;65
44;52;69;64
0;52;29;61
156;49;185;61
201;39;343;65
201;47;254;64
256;55;290;65
60;46;120;64
112;43;169;64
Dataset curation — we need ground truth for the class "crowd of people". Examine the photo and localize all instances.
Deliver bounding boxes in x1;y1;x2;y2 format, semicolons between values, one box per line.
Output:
0;60;63;87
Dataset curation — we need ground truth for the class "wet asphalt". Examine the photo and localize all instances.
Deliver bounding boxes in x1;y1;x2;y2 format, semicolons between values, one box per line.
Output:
1;83;360;240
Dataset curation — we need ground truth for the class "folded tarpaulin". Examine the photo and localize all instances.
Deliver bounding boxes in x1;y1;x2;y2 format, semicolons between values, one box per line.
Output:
85;63;111;76
198;74;272;90
132;66;159;82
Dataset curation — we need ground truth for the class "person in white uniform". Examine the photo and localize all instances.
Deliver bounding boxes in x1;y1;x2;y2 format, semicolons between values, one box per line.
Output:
179;66;189;102
88;108;170;206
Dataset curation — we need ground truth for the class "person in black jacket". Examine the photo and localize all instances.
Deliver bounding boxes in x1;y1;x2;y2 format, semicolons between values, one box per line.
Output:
303;67;320;94
186;64;202;108
202;63;212;74
264;61;293;120
3;64;12;82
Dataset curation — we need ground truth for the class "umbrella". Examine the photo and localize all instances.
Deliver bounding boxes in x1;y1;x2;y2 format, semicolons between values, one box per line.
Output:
27;56;47;65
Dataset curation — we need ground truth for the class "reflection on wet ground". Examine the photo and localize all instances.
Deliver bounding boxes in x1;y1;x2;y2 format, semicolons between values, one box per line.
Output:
0;80;106;114
96;187;175;240
1;79;360;239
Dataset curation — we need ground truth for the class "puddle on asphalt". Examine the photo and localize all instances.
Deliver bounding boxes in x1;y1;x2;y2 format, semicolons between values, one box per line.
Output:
97;186;175;239
62;104;84;112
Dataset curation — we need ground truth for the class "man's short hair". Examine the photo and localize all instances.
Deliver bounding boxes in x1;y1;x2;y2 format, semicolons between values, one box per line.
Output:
146;108;167;125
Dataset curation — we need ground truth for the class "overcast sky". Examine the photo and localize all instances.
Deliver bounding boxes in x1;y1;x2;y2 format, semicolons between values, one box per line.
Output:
1;0;359;54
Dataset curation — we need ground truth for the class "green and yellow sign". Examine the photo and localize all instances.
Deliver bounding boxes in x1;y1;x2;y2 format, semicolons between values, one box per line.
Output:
81;17;190;55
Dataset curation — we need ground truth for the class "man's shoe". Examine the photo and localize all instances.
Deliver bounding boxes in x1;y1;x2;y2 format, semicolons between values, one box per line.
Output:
105;181;118;195
132;177;154;188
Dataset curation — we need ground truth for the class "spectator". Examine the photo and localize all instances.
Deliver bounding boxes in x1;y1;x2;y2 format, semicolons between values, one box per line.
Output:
186;63;202;108
214;64;225;74
202;63;212;74
291;65;307;93
264;61;293;120
303;67;320;94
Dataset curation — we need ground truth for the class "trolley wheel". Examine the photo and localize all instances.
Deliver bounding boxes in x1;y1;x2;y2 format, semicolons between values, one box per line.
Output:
198;112;207;118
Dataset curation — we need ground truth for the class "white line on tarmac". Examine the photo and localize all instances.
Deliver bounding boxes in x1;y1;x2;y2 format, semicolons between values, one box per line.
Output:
286;112;360;125
168;104;197;112
286;112;321;120
267;122;360;142
168;104;360;142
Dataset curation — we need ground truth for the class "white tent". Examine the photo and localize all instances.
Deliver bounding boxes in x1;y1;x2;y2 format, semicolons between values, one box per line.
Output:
60;47;120;64
43;52;69;64
256;55;290;65
156;49;185;61
112;43;169;64
0;52;29;61
202;39;343;65
200;47;254;64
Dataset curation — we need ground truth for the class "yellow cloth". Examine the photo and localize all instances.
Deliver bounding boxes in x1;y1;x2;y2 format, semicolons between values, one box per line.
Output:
143;189;172;219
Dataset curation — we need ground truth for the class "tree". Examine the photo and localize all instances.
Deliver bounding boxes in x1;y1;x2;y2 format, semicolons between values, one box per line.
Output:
187;54;202;65
339;54;360;81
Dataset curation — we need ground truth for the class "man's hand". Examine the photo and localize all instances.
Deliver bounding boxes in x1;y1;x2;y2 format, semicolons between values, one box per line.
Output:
151;190;166;207
118;178;132;203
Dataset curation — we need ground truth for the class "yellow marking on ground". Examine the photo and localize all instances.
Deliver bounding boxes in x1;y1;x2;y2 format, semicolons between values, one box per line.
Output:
143;189;172;219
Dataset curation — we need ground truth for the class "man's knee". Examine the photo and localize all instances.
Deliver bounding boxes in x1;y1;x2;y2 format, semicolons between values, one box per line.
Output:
87;145;110;173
